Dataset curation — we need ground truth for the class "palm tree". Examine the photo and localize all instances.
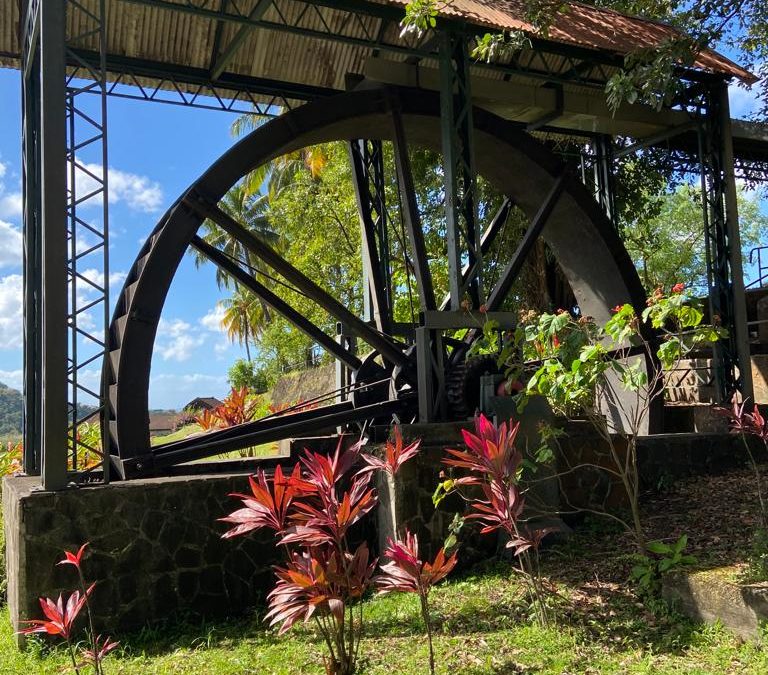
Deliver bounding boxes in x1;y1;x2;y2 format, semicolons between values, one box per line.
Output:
231;110;329;199
219;288;265;360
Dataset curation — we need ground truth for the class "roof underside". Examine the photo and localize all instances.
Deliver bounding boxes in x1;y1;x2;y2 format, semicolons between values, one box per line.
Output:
0;0;756;103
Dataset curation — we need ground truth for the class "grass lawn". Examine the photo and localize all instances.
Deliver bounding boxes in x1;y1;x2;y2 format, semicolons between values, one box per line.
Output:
1;550;767;673
151;423;279;460
2;468;768;673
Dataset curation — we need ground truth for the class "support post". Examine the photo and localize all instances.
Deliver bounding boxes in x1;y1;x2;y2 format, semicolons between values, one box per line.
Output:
439;30;482;309
335;323;356;405
700;80;752;402
38;0;68;489
415;326;445;423
348;139;393;333
22;0;42;476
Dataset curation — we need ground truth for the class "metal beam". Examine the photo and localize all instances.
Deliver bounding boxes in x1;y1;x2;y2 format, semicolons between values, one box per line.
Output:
439;197;512;311
191;236;362;370
210;0;273;80
70;48;340;102
125;397;408;474
184;196;410;369
485;175;566;311
391;105;437;312
39;0;69;490
349;139;392;333
440;31;482;309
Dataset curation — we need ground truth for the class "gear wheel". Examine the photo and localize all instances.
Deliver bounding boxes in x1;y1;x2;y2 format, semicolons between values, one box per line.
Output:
447;354;501;420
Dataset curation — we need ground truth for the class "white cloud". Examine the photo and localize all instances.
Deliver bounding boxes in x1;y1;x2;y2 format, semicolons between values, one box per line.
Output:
0;369;22;390
0;274;23;350
200;304;226;332
0;159;22;219
0;220;22;269
75;160;163;213
729;81;762;120
0;192;22;219
155;317;205;362
81;268;127;289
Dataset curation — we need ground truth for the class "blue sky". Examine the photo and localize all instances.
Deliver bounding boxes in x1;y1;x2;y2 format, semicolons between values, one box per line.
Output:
0;63;764;409
0;67;251;409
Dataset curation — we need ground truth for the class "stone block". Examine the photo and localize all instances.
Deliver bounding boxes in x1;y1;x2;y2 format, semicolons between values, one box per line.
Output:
663;567;768;641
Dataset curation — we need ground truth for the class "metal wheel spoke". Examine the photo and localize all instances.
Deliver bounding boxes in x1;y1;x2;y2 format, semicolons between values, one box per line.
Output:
183;195;408;368
485;175;567;311
191;236;362;370
391;106;437;312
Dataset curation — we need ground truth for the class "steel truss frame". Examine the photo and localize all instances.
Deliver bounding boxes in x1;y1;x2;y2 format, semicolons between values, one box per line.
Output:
698;82;752;401
22;0;112;489
20;0;758;485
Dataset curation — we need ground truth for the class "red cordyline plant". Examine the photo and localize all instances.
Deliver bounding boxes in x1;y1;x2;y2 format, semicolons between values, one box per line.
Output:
220;427;427;675
441;414;555;625
18;543;118;674
195;386;257;430
714;397;768;529
376;530;457;675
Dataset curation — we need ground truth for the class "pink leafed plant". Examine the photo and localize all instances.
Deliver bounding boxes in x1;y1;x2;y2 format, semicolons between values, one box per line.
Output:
443;414;555;625
19;543;117;674
376;529;457;675
220;426;425;675
714;397;768;528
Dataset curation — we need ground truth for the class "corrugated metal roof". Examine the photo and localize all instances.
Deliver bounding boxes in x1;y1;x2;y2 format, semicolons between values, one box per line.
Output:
0;0;757;99
380;0;755;83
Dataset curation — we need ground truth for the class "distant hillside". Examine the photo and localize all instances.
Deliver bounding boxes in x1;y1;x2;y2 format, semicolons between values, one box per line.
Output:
0;382;98;437
0;381;22;436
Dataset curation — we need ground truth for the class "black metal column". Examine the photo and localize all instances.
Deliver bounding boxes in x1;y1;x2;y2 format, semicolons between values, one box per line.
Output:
439;30;482;310
37;0;69;489
64;0;111;481
21;0;42;476
699;81;753;402
349;139;393;334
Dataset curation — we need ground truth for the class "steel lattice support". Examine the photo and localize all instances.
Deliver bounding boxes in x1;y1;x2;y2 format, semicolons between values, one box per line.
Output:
65;0;111;480
22;0;111;488
699;82;753;402
349;139;393;334
439;30;483;310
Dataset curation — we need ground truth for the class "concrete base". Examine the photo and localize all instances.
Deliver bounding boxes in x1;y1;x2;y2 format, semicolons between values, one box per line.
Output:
663;568;768;641
3;473;280;640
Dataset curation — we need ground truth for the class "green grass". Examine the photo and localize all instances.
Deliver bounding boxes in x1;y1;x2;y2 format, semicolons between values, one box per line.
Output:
150;424;279;460
2;560;767;674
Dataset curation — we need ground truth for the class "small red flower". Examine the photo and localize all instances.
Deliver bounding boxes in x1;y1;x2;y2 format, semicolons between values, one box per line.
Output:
58;543;88;570
552;335;561;348
18;585;95;640
671;283;685;294
79;634;119;666
611;305;623;313
478;304;487;314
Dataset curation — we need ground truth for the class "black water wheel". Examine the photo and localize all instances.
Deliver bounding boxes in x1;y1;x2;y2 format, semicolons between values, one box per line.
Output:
104;86;654;476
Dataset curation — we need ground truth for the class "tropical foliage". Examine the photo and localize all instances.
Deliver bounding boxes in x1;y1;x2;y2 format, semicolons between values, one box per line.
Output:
219;428;444;674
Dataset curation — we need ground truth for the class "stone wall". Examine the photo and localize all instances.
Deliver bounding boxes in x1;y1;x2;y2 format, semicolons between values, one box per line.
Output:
3;423;759;641
3;473;281;640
